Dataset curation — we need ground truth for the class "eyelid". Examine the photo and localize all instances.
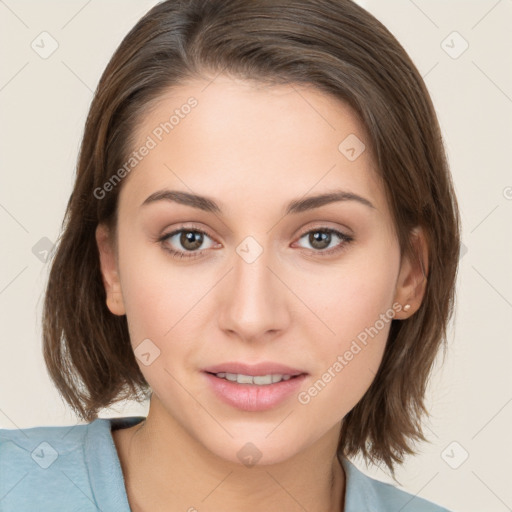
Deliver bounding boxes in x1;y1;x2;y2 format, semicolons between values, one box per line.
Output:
159;223;219;247
292;226;353;255
295;221;354;239
156;222;220;260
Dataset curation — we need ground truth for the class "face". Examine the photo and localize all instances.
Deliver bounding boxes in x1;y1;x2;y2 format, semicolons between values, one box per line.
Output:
97;75;421;466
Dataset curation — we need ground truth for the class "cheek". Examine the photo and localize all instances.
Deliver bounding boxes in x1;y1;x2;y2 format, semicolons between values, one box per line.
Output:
294;250;399;344
116;238;172;355
118;247;221;396
292;249;399;413
117;233;206;339
295;295;393;429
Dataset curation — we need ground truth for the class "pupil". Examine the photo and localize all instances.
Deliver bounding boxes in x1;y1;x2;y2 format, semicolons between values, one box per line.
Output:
310;231;330;249
181;231;203;250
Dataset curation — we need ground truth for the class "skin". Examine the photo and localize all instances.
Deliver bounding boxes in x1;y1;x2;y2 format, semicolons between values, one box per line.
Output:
96;75;428;512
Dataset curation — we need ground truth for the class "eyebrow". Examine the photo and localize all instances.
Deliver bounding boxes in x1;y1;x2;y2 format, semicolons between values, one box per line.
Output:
140;189;375;214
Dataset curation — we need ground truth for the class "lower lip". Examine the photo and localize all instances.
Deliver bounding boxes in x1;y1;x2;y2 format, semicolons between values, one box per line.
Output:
203;372;307;412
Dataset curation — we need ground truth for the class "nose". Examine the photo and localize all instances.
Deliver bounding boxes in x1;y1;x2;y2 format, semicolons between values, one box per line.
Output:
217;239;292;343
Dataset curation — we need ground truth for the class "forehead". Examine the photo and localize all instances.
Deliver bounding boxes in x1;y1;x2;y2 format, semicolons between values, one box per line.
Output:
118;75;385;217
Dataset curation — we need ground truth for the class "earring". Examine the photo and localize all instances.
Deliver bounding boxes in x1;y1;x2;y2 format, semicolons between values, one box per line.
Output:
403;304;411;312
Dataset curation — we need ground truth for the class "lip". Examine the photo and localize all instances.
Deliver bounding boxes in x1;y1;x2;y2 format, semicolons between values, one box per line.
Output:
203;372;308;412
202;361;307;377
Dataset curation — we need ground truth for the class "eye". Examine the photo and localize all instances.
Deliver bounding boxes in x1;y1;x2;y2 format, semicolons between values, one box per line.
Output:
158;225;353;261
158;227;217;260
294;227;353;256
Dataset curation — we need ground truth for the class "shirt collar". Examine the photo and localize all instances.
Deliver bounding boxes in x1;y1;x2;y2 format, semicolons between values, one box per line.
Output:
340;455;382;511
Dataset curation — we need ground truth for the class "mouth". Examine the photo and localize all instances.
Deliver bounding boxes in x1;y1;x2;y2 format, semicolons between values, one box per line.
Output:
204;371;305;386
201;364;309;412
202;361;307;380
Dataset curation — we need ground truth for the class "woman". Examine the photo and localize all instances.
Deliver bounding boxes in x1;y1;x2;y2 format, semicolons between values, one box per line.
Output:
0;1;459;510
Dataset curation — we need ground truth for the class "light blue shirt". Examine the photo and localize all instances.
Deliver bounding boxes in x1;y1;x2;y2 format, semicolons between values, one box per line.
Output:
0;416;451;511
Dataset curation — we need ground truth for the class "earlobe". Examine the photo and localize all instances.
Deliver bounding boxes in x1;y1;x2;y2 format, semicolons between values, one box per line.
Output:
95;223;126;316
393;226;428;319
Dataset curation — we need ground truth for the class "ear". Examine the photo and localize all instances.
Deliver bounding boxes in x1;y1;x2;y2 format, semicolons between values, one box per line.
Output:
393;226;428;319
95;222;126;316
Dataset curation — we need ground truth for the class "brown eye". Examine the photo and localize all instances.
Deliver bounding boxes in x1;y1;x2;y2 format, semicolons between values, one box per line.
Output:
296;228;353;256
159;227;216;260
179;231;204;251
308;231;332;250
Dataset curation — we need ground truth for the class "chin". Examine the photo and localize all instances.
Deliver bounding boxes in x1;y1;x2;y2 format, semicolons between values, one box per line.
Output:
201;430;308;468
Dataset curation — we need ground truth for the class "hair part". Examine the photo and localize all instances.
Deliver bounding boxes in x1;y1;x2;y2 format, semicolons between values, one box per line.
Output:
42;0;460;478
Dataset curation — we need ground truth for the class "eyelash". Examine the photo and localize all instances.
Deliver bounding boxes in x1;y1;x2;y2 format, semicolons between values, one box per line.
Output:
157;225;354;261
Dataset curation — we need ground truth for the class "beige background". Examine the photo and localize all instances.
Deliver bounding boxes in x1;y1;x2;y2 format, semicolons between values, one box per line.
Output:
1;1;511;511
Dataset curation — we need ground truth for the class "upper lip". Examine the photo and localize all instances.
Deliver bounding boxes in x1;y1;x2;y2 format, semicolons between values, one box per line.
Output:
203;361;307;377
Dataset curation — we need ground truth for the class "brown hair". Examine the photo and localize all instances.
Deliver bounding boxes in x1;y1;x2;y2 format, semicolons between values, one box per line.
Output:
42;0;460;477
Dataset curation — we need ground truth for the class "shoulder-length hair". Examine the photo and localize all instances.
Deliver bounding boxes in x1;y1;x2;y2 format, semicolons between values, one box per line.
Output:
42;0;460;476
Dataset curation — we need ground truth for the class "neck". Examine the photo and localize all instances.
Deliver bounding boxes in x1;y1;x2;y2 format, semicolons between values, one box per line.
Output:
115;395;346;512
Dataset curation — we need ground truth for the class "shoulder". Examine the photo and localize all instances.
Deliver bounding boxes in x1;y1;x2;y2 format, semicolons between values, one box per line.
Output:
0;419;107;511
341;457;453;512
0;416;144;511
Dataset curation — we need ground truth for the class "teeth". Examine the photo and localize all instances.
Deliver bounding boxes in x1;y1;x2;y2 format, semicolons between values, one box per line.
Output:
215;373;294;385
255;375;273;385
237;374;253;384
